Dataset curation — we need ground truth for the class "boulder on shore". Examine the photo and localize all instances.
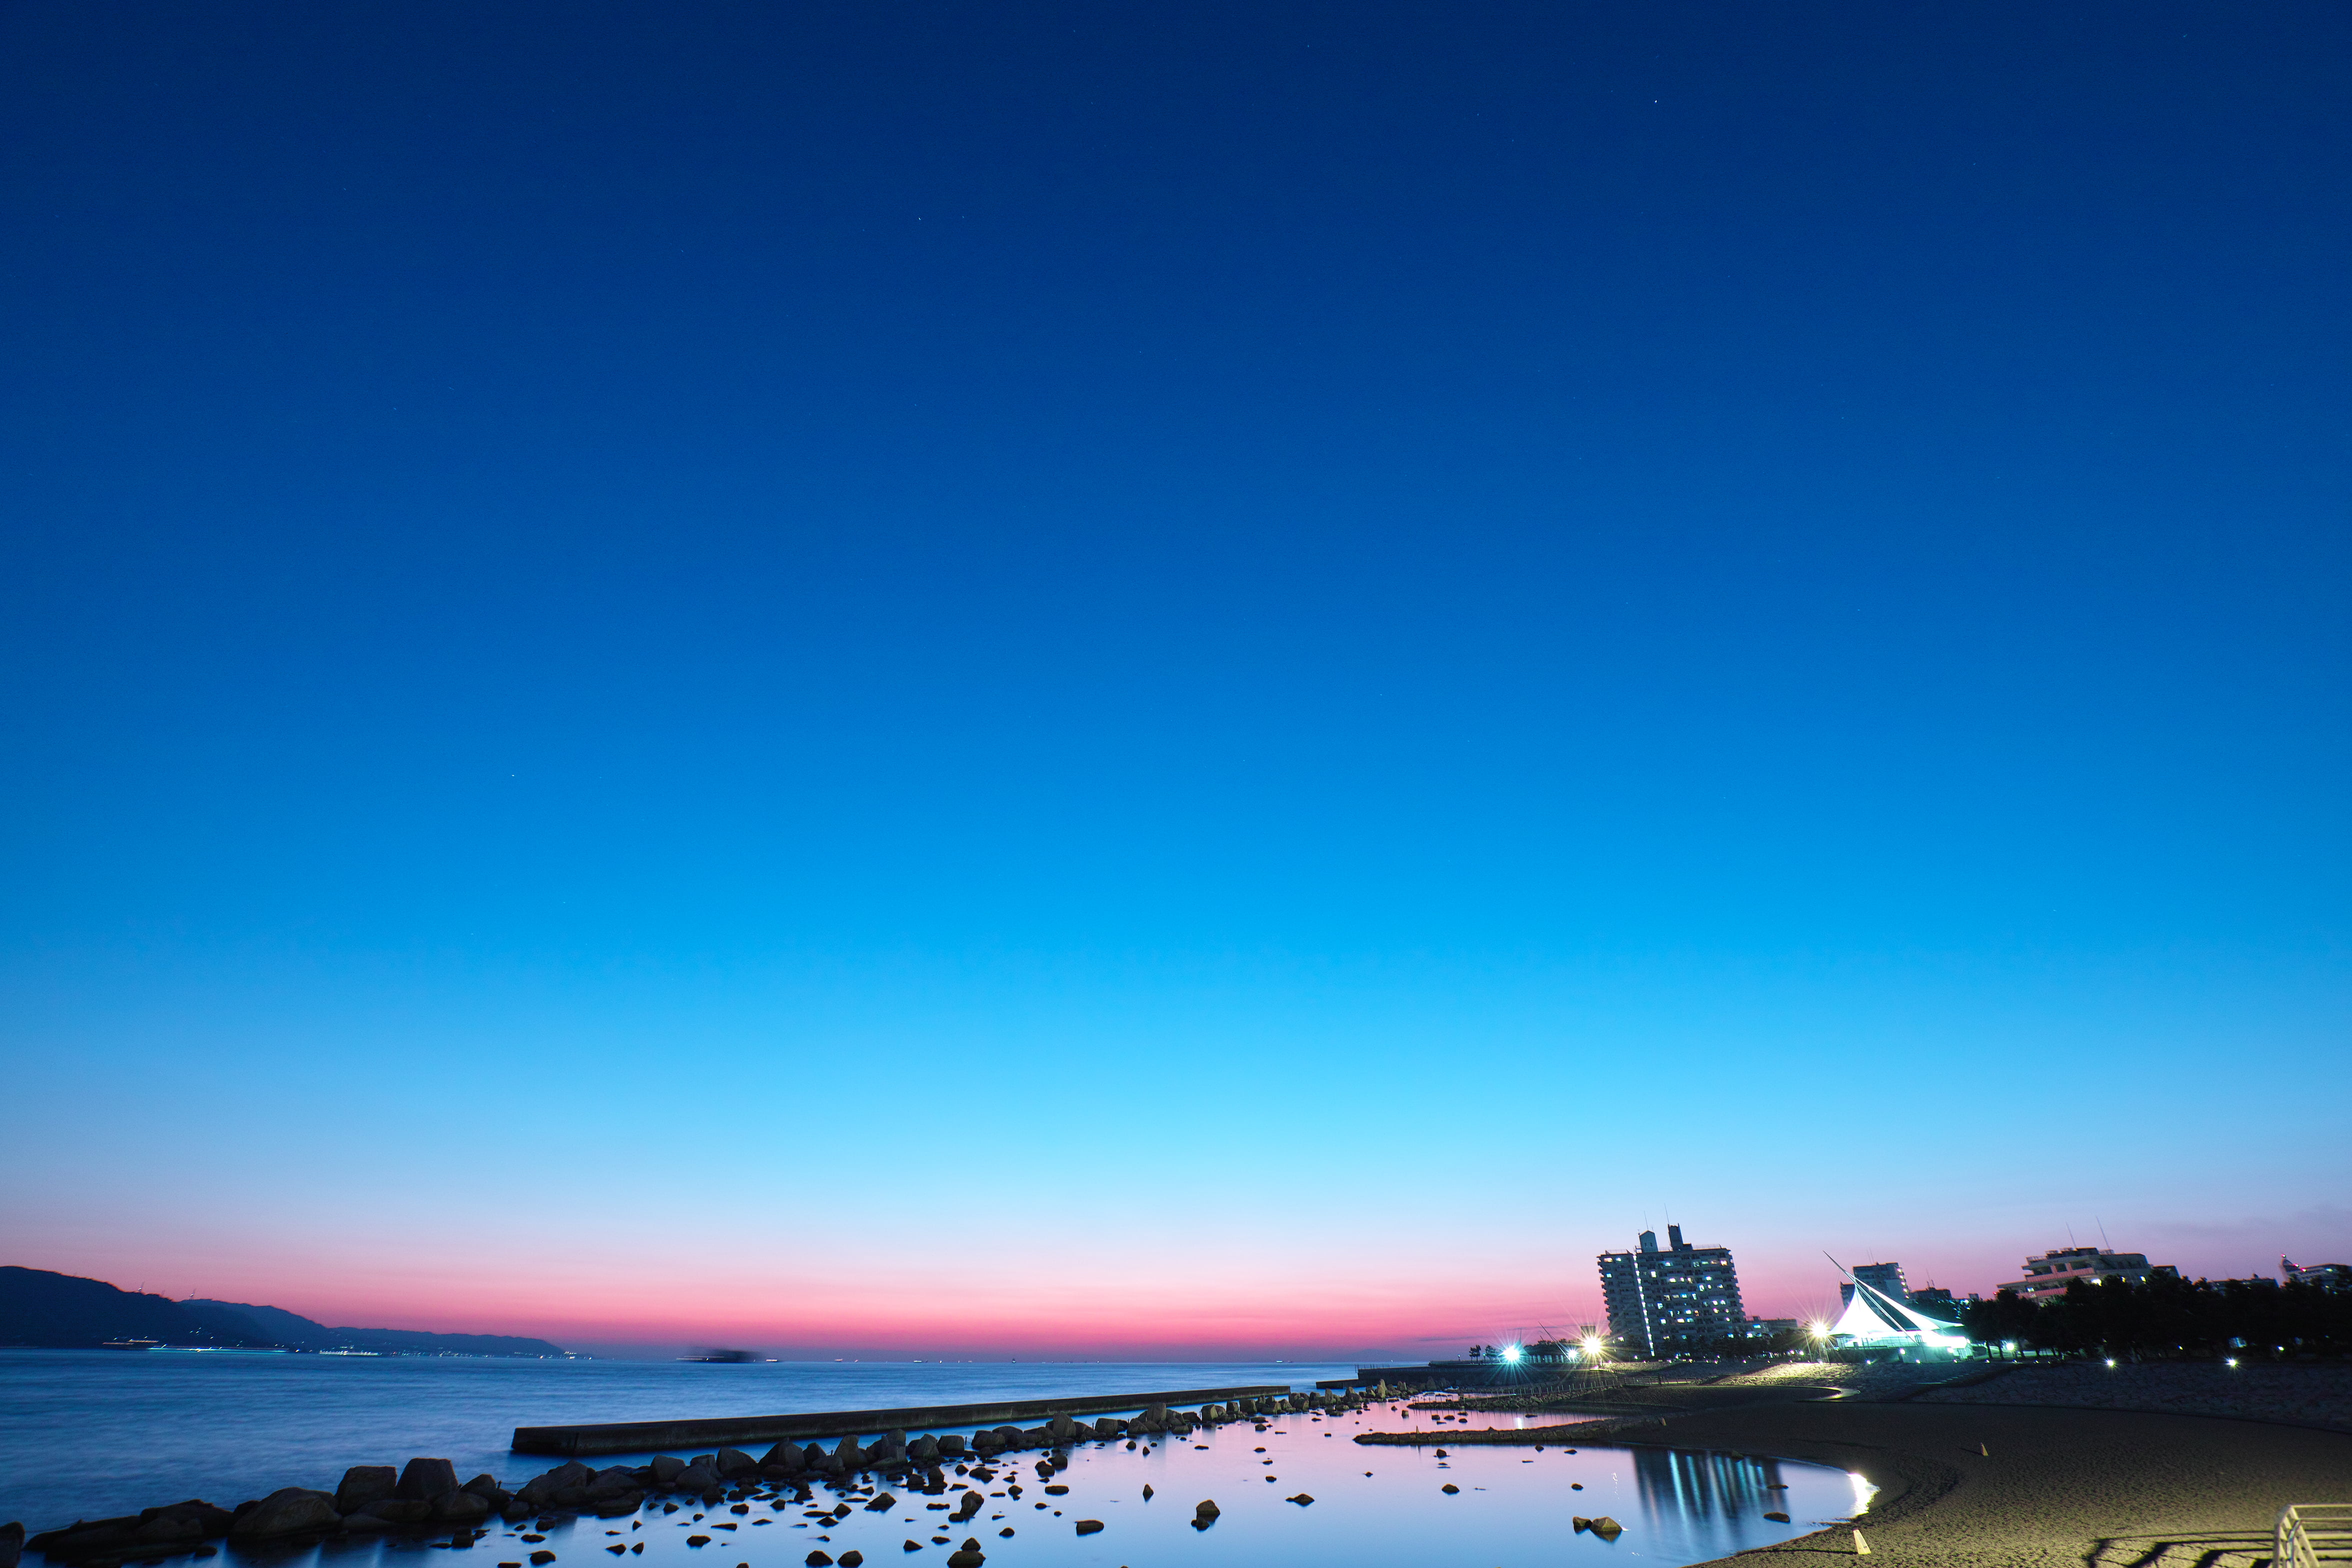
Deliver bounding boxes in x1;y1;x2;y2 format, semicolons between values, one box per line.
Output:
464;1476;512;1512
228;1489;341;1541
434;1490;492;1524
714;1450;758;1480
1;1522;21;1568
26;1502;234;1564
394;1460;460;1502
348;1500;434;1528
336;1467;398;1515
652;1456;688;1485
517;1464;592;1510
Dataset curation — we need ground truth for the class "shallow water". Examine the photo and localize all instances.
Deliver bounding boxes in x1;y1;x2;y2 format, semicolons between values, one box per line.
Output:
262;1405;1857;1568
0;1358;1866;1566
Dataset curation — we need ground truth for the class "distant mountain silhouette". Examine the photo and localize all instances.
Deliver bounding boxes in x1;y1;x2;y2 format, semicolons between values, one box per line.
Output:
1;1267;564;1356
183;1298;566;1356
0;1266;258;1348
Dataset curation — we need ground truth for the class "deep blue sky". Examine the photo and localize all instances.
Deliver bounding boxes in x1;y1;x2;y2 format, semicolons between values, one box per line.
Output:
3;2;2347;1352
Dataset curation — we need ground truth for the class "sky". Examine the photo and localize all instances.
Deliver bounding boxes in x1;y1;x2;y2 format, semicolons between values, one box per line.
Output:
2;0;2348;1359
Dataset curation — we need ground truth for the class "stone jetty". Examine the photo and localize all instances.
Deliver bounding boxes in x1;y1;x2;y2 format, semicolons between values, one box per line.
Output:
512;1384;1294;1457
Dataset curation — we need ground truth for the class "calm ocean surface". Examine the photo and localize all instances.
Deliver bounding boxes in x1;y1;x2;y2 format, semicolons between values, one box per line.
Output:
0;1352;1866;1566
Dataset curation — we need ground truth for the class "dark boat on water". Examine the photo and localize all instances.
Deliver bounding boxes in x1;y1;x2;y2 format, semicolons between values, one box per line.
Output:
679;1348;766;1363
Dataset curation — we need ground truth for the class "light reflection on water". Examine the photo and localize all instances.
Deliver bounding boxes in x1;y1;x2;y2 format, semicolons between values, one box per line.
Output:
217;1402;1856;1568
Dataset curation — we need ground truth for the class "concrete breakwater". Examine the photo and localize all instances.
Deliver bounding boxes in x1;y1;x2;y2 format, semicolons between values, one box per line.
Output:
22;1386;1391;1566
512;1384;1296;1457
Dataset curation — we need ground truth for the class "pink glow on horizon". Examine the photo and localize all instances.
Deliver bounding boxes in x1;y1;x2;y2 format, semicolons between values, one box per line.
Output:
17;1220;2331;1360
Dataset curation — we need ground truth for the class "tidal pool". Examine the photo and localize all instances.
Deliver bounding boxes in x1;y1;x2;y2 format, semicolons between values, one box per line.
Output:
223;1400;1868;1568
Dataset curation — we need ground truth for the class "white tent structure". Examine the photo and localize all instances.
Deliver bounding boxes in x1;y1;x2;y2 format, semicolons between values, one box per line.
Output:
1826;1270;1972;1356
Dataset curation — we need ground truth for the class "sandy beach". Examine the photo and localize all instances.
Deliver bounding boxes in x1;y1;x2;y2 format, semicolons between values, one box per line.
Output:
1364;1362;2352;1568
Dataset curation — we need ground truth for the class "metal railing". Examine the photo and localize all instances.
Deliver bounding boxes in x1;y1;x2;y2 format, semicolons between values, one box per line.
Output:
2276;1503;2352;1568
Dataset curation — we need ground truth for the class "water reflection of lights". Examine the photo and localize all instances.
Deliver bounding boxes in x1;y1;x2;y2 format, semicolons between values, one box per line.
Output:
1850;1470;1880;1517
1634;1448;1784;1520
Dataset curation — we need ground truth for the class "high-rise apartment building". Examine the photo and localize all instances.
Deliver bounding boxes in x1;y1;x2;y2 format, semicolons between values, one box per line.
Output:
1597;1224;1746;1358
1993;1246;2176;1302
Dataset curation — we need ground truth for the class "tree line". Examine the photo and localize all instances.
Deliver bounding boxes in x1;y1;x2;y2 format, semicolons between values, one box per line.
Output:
1960;1273;2352;1358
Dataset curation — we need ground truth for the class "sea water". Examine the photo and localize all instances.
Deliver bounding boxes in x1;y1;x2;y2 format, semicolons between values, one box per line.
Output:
0;1352;1867;1566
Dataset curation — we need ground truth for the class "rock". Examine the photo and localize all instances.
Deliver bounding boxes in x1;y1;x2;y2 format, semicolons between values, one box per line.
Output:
1764;1511;1790;1523
1041;1486;1067;1496
1286;1494;1314;1506
136;1517;207;1550
944;1554;984;1568
907;1437;940;1464
229;1488;342;1542
1592;1516;1623;1539
28;1522;139;1564
866;1495;896;1512
687;1536;710;1548
434;1490;494;1526
518;1464;595;1508
714;1450;758;1480
1048;1414;1076;1440
1572;1516;1591;1532
0;1522;19;1568
354;1499;435;1526
674;1466;720;1494
1140;1486;1152;1501
903;1544;920;1554
839;1554;863;1568
337;1466;400;1514
531;1553;556;1564
1571;1483;1584;1490
1434;1448;1448;1458
652;1456;688;1486
804;1554;830;1567
396;1460;462;1502
1440;1484;1459;1494
937;1436;966;1457
152;1502;234;1542
1073;1521;1102;1536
